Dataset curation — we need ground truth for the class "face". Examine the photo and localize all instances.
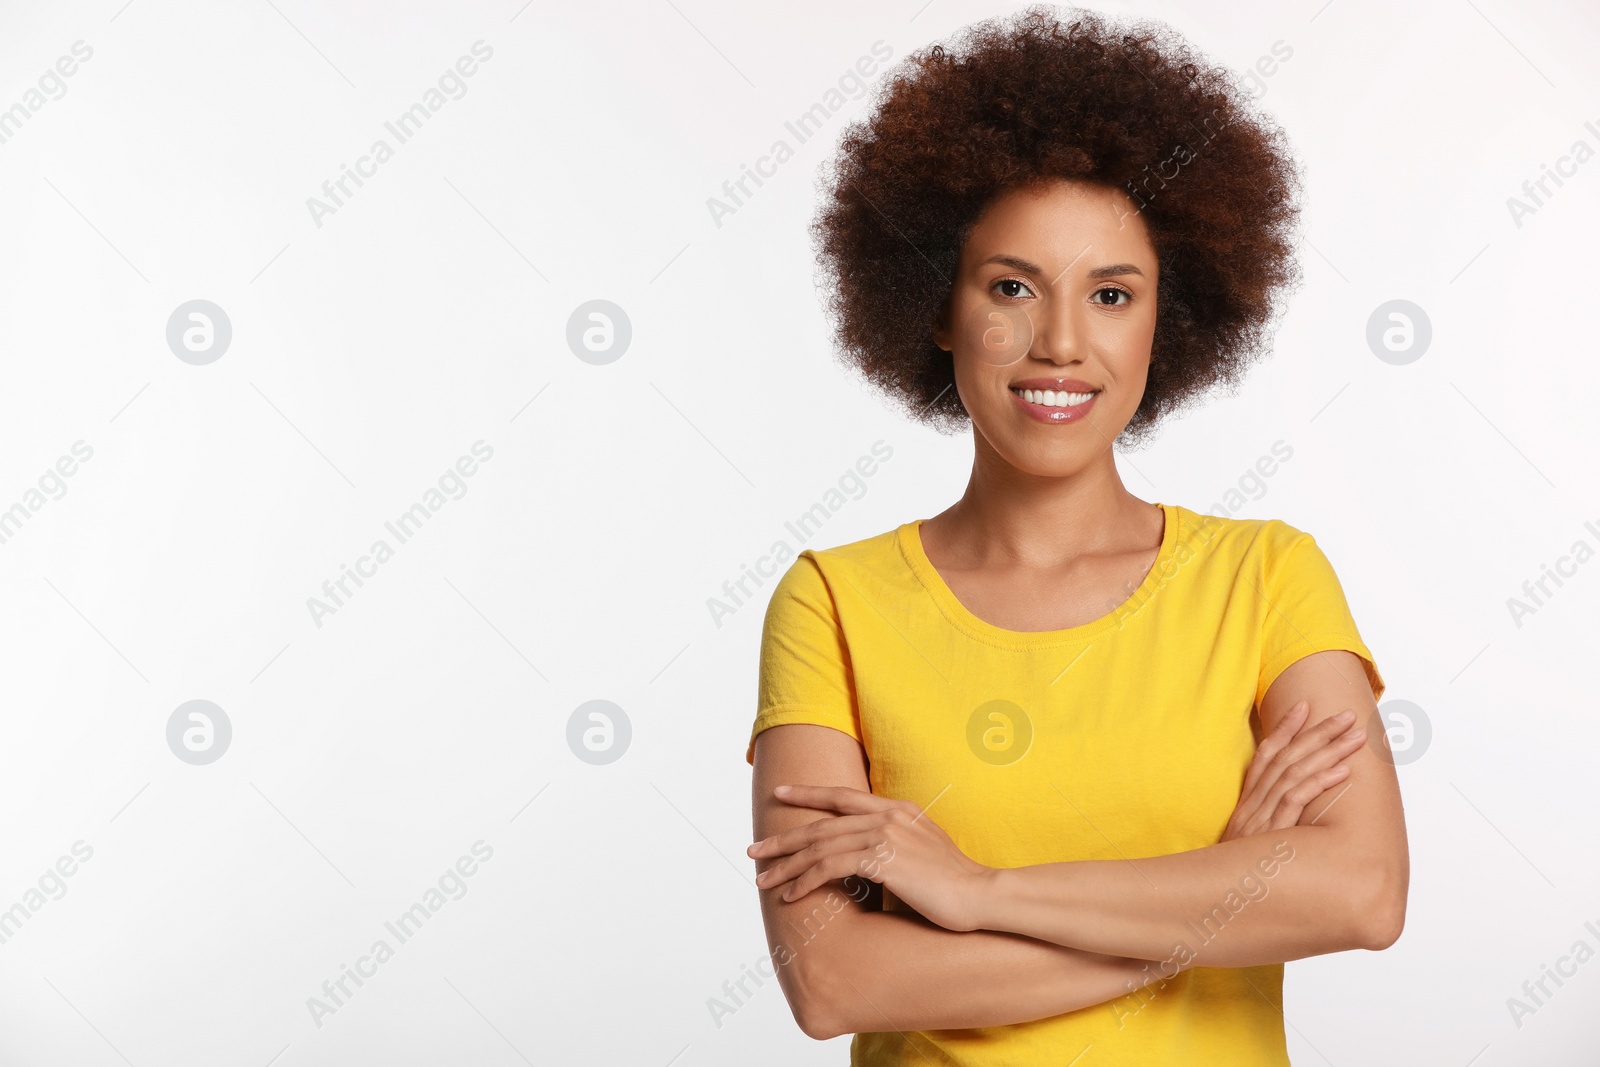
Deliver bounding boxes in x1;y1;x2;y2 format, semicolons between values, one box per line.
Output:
932;179;1159;477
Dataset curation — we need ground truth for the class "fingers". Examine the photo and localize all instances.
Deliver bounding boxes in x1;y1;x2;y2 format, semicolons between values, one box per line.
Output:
1280;708;1362;764
755;832;885;899
1228;706;1369;841
1246;708;1361;811
1259;717;1366;803
1266;763;1351;830
782;848;884;901
771;784;898;816
748;813;882;859
1240;722;1365;836
1241;699;1309;797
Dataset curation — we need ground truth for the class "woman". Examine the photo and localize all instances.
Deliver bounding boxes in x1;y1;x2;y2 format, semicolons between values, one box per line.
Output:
743;7;1407;1065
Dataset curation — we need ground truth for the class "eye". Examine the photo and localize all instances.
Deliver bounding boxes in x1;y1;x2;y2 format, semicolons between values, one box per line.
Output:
991;277;1035;300
1092;285;1132;307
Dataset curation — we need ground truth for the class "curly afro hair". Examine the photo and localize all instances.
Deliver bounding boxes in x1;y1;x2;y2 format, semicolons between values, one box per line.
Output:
810;5;1305;447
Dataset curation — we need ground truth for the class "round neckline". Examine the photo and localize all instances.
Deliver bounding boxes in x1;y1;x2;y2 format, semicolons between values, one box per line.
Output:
897;501;1181;649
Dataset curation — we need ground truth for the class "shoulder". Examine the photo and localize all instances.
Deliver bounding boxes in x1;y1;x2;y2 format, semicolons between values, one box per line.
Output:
778;522;907;580
1169;505;1342;595
1177;507;1364;616
804;522;907;564
768;521;908;598
1174;504;1314;563
765;522;914;609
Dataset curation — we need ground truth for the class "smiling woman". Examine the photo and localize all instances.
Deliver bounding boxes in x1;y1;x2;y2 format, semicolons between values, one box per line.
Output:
743;6;1407;1066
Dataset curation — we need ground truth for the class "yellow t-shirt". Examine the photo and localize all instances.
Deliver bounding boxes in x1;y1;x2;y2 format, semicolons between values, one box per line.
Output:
745;501;1385;1066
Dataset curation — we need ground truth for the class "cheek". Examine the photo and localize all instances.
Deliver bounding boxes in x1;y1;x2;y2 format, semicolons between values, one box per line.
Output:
1093;320;1155;389
1099;363;1150;425
950;352;1010;414
949;359;984;420
954;301;1035;370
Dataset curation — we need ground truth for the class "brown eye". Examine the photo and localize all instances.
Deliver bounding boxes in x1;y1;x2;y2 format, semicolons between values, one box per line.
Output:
1093;286;1131;306
992;278;1035;300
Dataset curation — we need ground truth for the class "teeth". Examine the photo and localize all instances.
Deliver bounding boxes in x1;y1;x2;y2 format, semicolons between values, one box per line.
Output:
1016;388;1095;408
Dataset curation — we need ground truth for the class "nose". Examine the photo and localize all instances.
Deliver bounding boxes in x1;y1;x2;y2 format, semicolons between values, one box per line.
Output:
1029;294;1083;367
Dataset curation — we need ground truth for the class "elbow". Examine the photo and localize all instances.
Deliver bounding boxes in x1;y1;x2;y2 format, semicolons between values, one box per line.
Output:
796;1003;842;1042
790;977;840;1042
780;955;844;1041
1352;863;1408;951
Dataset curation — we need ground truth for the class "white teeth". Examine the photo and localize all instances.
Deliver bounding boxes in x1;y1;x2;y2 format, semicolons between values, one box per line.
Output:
1017;388;1095;408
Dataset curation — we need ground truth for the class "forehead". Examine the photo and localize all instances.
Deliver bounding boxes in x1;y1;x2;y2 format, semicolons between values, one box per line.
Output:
960;179;1156;271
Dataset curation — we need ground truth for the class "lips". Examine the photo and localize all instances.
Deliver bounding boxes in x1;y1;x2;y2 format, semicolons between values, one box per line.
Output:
1008;380;1100;423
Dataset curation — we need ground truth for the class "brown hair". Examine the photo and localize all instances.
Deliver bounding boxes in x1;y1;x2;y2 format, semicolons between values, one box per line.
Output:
810;6;1304;446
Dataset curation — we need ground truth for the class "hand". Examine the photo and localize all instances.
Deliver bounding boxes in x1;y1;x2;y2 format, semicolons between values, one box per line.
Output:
1222;699;1366;842
747;784;995;932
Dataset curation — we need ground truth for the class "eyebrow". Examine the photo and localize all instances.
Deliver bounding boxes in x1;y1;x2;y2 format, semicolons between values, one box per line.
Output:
979;254;1146;280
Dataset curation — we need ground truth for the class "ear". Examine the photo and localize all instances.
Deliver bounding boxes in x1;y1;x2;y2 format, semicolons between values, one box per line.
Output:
931;302;953;352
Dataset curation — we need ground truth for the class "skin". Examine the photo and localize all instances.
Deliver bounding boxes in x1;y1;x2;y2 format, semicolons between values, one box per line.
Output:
919;178;1165;612
748;178;1409;1039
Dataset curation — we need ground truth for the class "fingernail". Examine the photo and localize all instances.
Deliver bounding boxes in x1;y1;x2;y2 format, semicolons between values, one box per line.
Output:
1336;710;1355;723
775;785;792;795
1349;729;1366;743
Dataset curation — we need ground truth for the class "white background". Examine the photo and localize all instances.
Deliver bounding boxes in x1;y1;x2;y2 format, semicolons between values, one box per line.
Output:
0;0;1596;1064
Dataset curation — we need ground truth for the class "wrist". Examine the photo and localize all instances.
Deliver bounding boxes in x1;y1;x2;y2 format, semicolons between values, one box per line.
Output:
967;863;1010;932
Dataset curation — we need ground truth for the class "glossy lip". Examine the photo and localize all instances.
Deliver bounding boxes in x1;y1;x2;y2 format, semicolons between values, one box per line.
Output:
1008;380;1100;423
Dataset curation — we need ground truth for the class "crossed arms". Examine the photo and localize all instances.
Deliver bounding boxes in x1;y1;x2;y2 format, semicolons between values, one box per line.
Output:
747;649;1410;1040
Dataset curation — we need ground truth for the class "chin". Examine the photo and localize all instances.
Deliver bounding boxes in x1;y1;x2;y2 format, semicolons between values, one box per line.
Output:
987;434;1097;478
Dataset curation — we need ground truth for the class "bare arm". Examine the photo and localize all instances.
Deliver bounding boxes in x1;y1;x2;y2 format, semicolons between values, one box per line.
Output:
751;722;1174;1040
974;650;1409;966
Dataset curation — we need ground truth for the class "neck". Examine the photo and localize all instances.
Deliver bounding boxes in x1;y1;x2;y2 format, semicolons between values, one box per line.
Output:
930;431;1155;567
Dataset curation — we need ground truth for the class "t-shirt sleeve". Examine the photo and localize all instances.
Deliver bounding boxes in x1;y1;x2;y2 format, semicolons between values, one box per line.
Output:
745;552;863;765
1256;529;1386;709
